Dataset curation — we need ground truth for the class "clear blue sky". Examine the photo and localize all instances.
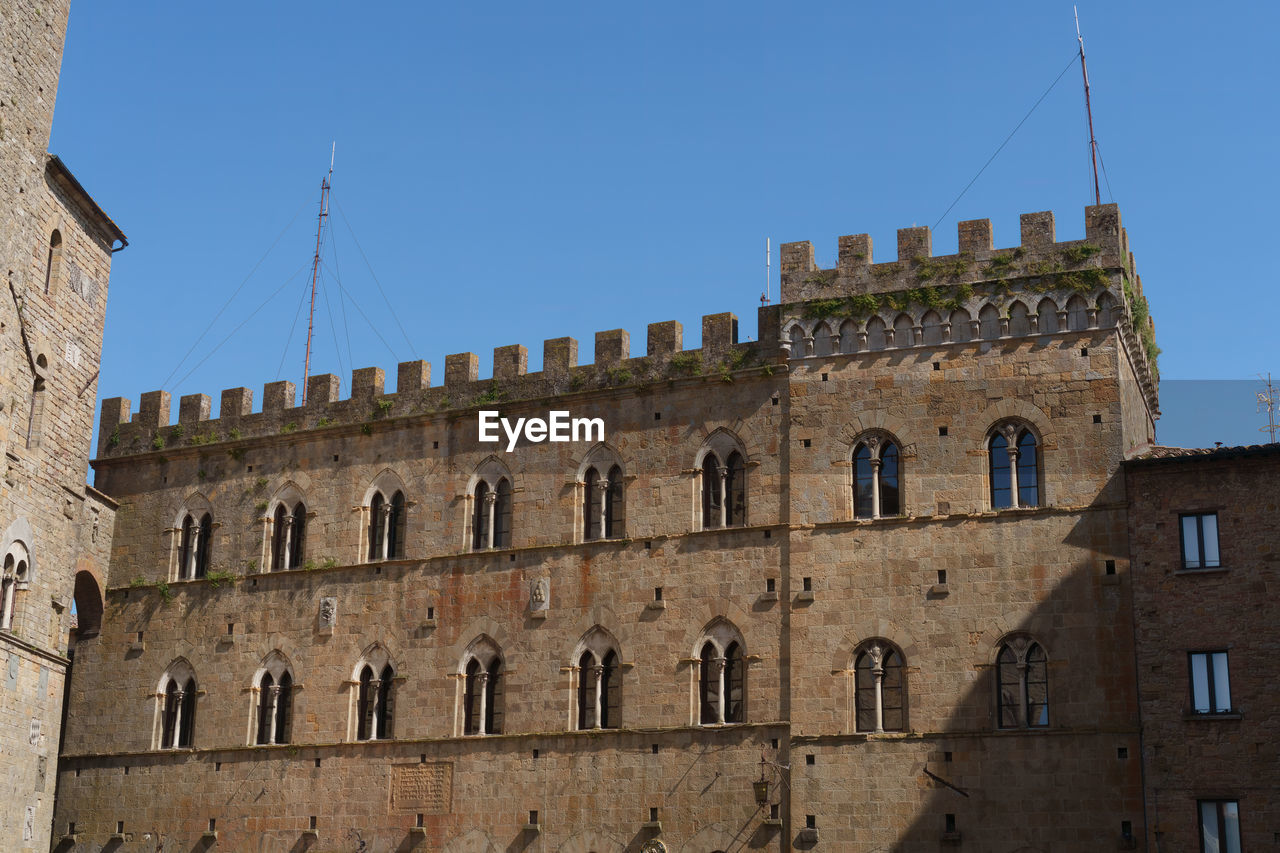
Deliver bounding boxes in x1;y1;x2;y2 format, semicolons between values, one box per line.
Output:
49;2;1280;449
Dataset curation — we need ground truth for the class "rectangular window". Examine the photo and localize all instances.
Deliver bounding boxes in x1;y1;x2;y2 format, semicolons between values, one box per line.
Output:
1189;651;1232;714
1180;513;1221;569
1198;799;1241;853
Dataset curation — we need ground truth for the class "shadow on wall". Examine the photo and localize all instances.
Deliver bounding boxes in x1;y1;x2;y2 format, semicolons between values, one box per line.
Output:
808;476;1145;852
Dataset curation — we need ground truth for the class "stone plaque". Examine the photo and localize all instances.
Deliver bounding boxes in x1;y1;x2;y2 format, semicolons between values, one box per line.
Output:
318;597;337;634
390;762;452;813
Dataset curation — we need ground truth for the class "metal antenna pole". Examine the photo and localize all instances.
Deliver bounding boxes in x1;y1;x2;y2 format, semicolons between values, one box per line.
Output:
1076;7;1101;206
761;237;771;307
1259;373;1279;443
302;144;334;405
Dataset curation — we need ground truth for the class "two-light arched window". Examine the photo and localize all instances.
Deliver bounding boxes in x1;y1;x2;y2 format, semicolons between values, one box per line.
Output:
575;628;620;730
270;502;306;571
157;661;197;749
462;638;504;735
356;662;395;741
854;641;905;732
697;623;745;725
997;637;1049;728
583;464;624;541
368;489;406;560
1;543;30;632
701;450;746;530
255;656;294;745
989;422;1040;509
472;478;512;550
853;436;901;519
178;513;212;579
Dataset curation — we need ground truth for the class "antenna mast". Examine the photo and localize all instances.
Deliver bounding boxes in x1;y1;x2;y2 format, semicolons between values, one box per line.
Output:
761;237;771;306
302;143;334;406
1259;373;1279;443
1076;7;1101;206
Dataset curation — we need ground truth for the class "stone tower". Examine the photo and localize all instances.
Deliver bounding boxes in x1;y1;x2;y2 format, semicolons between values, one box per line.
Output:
0;1;123;848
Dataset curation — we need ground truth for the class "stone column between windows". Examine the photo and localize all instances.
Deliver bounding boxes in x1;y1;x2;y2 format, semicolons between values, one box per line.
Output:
1;578;14;630
171;690;186;748
590;663;604;728
476;672;490;735
1001;424;1021;509
868;643;885;733
595;479;610;539
380;502;393;558
714;656;727;724
185;526;201;579
281;516;294;569
717;466;728;529
368;679;382;739
483;491;497;550
267;684;282;744
869;458;882;520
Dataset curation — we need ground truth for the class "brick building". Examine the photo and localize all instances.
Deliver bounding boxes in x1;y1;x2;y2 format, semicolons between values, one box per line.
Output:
53;202;1167;851
0;0;124;849
1125;444;1280;853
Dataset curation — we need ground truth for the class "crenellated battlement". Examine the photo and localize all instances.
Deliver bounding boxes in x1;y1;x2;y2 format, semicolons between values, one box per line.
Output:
780;204;1131;301
96;310;774;460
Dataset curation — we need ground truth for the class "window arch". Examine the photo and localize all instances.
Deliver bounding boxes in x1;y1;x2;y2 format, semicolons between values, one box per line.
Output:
949;308;972;342
892;313;914;348
253;653;294;745
1008;301;1030;337
155;660;197;749
351;647;395;741
852;435;901;519
44;230;62;295
978;303;1001;339
461;637;504;736
989;421;1040;509
853;641;906;733
368;489;407;560
699;437;747;531
470;461;512;551
1036;297;1059;333
178;512;213;579
574;628;621;730
270;501;307;571
866;316;887;351
696;621;745;725
996;637;1049;728
581;450;625;542
1;542;30;632
1065;294;1089;331
787;324;808;358
839;319;858;353
921;310;944;346
812;321;833;357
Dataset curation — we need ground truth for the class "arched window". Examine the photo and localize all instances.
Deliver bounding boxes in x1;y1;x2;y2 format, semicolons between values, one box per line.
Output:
583;463;625;541
854;642;905;733
1065;295;1089;331
179;512;213;579
989;423;1040;509
26;354;47;449
368;489;406;560
271;501;306;571
949;308;972;342
997;638;1049;728
471;470;512;551
1008;301;1030;337
921;310;944;346
978;304;1001;339
812;322;833;357
254;653;294;745
356;663;395;741
1036;297;1059;333
575;628;621;730
0;544;30;632
700;448;746;530
44;230;62;295
787;325;807;358
839;319;858;353
696;622;745;725
892;314;914;348
866;316;887;351
853;436;901;519
156;661;197;749
461;638;504;736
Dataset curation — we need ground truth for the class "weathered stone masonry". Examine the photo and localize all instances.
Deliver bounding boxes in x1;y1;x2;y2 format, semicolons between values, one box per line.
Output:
56;204;1165;851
